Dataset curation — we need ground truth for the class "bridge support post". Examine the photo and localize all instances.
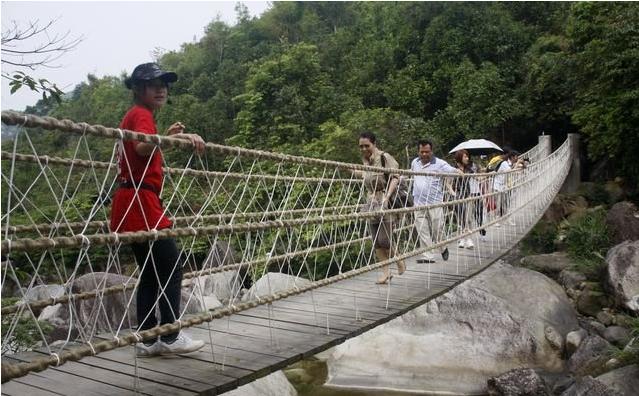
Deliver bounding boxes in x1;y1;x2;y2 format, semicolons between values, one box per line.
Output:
538;134;552;158
561;133;581;193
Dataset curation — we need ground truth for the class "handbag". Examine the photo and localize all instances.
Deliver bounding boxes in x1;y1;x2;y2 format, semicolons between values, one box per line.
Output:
381;152;414;209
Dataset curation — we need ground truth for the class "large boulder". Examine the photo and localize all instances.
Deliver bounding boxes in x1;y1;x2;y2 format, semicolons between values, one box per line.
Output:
561;376;622;396
606;202;639;245
596;364;639;396
39;272;203;337
243;273;311;302
520;252;574;278
567;335;613;377
487;368;549;396
222;371;297;396
604;240;639;313
202;241;236;267
325;262;579;395
184;270;241;304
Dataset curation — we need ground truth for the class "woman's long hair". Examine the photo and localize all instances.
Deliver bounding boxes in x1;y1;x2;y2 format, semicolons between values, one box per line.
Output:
454;149;474;173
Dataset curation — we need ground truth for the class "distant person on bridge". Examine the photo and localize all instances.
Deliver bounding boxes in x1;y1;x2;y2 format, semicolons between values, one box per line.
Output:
110;62;206;357
493;148;519;227
410;140;459;263
358;131;406;284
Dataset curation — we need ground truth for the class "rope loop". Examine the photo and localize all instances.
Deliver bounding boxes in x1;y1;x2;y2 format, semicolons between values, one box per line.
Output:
116;128;124;140
5;239;11;255
132;332;143;343
20;115;28;127
113;335;121;346
150;229;159;241
78;234;91;248
87;341;96;356
50;352;61;366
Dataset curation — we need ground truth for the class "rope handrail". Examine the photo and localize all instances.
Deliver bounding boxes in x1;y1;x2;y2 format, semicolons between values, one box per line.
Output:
0;151;359;184
1;203;361;235
1;111;529;178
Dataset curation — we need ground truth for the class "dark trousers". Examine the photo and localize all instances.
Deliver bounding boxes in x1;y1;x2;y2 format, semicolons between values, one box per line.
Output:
131;238;182;342
470;193;484;231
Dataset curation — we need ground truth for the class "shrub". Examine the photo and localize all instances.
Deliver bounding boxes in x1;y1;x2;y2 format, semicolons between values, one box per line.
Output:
521;220;558;255
565;208;611;279
613;317;639;366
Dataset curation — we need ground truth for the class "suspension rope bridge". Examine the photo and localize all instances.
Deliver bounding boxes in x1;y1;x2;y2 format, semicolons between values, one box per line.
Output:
0;111;572;395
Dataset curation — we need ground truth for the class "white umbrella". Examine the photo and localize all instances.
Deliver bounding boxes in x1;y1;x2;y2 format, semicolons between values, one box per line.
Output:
449;139;503;154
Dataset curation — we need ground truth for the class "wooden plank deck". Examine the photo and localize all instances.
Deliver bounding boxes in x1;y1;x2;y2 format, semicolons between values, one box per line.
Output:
2;204;541;396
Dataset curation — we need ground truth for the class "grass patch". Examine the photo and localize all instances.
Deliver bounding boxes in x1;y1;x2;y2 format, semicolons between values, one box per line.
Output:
521;220;558;255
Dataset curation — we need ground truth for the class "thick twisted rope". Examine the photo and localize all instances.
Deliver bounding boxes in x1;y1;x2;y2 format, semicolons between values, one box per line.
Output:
0;111;519;178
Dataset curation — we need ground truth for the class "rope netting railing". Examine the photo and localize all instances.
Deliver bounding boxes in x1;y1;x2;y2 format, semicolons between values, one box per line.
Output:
0;111;572;382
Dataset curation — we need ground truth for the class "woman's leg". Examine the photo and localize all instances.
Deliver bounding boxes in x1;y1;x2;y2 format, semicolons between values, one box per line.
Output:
149;238;182;343
131;242;159;342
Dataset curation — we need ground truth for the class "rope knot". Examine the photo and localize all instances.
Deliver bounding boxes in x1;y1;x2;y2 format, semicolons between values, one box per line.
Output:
116;128;124;140
78;234;91;248
50;352;61;367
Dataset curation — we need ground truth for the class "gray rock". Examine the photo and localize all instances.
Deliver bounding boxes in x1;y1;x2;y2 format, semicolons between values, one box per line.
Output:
604;240;639;313
596;364;639;396
602;326;630;347
596;311;614;326
561;376;622;396
202;241;236;267
326;262;578;395
566;329;588;356
520;252;574;277
243;273;311;302
546;326;564;351
185;270;241;304
588;321;607;338
487;368;549;396
222;371;297;396
553;376;576;395
39;272;203;338
606;202;639;245
21;284;65;302
568;335;614;377
577;291;611;317
560;270;588;291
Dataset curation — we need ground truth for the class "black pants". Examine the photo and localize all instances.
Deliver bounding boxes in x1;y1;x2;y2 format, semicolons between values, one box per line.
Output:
470;193;485;232
131;238;182;342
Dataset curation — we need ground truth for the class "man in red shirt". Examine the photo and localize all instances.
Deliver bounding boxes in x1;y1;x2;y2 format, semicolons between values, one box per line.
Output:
111;63;205;357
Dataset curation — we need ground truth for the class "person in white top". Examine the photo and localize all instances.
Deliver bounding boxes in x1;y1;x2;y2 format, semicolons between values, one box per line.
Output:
411;140;459;263
493;149;519;226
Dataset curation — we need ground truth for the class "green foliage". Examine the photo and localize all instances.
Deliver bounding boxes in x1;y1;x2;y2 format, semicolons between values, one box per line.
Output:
1;298;54;353
613;317;639;366
565;208;611;279
521;220;558;255
6;71;64;103
567;2;639;183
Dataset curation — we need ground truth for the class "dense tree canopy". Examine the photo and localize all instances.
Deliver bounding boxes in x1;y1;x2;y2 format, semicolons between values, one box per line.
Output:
9;2;639;184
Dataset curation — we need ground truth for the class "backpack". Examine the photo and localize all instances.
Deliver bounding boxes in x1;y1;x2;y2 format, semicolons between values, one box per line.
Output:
487;156;505;172
380;152;414;209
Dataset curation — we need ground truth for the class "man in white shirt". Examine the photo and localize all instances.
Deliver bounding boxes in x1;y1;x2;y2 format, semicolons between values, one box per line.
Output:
493;149;519;226
411;140;458;263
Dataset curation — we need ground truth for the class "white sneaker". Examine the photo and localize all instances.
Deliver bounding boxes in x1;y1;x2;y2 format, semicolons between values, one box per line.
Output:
158;332;205;355
465;239;475;249
494;222;501;227
458;239;466;248
136;341;162;357
508;219;516;226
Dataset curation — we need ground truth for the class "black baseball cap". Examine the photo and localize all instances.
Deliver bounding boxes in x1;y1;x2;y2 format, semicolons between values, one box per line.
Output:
124;63;178;89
